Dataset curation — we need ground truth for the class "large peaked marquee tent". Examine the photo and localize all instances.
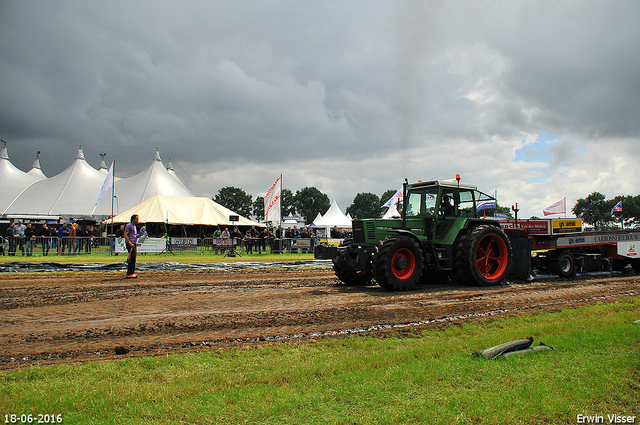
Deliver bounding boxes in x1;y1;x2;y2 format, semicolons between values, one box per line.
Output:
0;143;44;213
3;147;104;217
108;195;262;227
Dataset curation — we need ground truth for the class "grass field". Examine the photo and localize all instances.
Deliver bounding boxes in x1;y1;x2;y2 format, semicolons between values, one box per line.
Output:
2;298;639;424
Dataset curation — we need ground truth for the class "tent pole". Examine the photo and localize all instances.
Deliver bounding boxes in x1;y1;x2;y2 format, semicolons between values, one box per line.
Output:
110;160;115;236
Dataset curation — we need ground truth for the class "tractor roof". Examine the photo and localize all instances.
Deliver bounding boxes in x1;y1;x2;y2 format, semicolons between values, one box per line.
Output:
408;180;477;191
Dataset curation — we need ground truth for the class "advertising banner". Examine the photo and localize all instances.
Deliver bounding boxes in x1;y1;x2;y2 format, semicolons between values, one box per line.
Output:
291;238;312;252
617;242;638;258
115;237;167;253
171;237;198;250
500;220;551;235
214;239;237;248
551;219;583;234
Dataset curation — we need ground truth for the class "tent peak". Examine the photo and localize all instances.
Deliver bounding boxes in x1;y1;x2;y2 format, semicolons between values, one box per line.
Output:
154;149;162;161
0;145;8;160
75;147;85;161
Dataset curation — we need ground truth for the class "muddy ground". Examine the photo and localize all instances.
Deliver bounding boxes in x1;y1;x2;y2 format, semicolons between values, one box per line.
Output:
1;266;639;369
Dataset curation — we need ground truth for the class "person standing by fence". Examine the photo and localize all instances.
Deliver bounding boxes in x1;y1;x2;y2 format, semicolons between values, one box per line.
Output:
39;223;50;256
14;220;26;255
57;222;69;254
24;223;36;256
124;214;139;279
6;221;16;256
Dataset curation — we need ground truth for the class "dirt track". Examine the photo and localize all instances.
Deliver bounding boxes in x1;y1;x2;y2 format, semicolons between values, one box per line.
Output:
1;266;639;369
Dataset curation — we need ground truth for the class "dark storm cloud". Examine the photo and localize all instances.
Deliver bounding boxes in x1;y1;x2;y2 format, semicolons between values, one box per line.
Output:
1;1;639;217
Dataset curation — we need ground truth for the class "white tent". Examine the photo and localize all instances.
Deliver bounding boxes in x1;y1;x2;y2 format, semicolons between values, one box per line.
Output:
3;147;103;217
98;156;109;174
382;203;401;219
27;154;47;179
166;159;191;192
107;195;262;227
93;149;195;217
312;200;352;228
0;143;44;213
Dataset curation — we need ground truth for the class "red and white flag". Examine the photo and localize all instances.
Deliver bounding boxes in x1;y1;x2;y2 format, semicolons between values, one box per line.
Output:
264;175;282;223
543;198;565;216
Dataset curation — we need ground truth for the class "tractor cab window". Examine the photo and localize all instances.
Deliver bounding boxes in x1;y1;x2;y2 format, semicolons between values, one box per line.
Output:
439;190;458;217
458;190;477;217
405;188;438;217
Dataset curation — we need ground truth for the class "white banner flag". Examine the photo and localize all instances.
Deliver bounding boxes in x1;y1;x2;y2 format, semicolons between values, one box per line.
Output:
95;162;114;206
264;175;282;223
543;198;565;216
383;187;403;208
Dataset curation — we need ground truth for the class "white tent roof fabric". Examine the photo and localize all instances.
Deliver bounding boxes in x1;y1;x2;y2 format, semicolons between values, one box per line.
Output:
27;156;47;179
166;160;191;193
0;144;44;213
2;147;199;219
108;195;262;227
4;148;108;217
312;200;352;227
93;150;194;216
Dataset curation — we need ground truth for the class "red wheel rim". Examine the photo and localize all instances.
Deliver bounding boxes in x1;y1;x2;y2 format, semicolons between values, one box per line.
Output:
392;248;416;279
475;234;508;279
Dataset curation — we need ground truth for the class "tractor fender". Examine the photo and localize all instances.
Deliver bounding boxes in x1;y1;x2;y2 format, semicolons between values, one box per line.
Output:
463;218;502;231
387;229;422;246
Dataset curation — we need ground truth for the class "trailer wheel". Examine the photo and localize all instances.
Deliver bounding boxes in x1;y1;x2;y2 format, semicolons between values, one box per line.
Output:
373;235;423;291
453;225;512;286
550;251;576;278
632;260;640;273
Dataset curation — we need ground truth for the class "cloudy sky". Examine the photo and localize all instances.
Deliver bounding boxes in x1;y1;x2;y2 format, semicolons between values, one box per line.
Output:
1;0;639;218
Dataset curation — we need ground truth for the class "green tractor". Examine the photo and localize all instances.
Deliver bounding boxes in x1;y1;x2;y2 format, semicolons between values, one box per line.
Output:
315;178;516;290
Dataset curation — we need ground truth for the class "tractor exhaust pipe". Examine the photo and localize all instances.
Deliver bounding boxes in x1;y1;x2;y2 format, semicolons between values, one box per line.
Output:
402;178;408;230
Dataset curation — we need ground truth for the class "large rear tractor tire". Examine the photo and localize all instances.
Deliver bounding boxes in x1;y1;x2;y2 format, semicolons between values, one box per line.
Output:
453;225;512;286
372;235;424;291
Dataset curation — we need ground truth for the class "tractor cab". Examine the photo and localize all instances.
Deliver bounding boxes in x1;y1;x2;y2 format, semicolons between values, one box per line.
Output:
403;180;494;245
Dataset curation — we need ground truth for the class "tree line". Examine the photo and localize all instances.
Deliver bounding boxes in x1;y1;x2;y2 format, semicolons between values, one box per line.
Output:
213;186;401;223
572;192;639;228
214;186;639;229
213;186;513;223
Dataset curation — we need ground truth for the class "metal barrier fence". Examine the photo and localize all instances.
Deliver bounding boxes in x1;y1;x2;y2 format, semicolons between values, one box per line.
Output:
0;236;318;256
1;236;113;256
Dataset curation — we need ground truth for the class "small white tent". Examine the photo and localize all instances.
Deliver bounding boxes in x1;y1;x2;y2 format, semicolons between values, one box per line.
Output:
312;200;352;228
382;203;401;219
107;195;263;227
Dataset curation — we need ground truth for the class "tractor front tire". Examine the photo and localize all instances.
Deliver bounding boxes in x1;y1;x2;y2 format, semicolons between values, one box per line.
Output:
333;256;373;286
373;235;424;291
453;225;512;286
332;238;373;286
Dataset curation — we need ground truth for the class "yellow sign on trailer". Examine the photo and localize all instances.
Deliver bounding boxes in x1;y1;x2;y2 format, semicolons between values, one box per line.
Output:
551;218;583;234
